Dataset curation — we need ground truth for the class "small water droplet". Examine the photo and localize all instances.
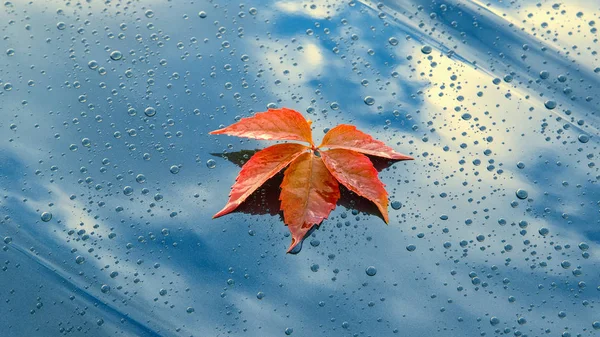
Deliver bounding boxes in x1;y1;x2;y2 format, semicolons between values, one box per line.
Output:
110;50;122;61
144;107;156;117
544;100;557;110
391;201;402;210
364;96;375;106
41;212;52;222
365;266;377;276
515;189;528;200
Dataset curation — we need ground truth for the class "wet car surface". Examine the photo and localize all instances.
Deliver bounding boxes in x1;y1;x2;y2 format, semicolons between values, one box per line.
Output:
0;0;599;336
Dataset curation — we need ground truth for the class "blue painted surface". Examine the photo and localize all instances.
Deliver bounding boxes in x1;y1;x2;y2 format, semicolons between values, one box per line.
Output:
0;0;599;336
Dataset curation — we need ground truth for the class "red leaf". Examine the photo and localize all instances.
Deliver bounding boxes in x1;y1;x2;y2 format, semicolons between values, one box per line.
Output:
319;124;413;160
280;151;340;252
213;143;308;218
211;107;413;252
210;108;314;145
320;148;389;223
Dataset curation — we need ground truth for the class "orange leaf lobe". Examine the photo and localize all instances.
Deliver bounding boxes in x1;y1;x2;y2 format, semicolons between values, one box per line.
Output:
280;151;340;252
213;143;309;218
320;148;389;223
320;124;412;160
210;108;314;145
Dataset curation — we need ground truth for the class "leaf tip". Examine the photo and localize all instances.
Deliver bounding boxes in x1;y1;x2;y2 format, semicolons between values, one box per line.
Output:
392;154;414;161
286;237;303;254
380;206;390;224
213;203;236;219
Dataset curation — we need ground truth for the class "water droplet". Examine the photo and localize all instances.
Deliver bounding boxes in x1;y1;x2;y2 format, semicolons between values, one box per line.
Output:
198;11;207;18
515;189;528;199
421;45;432;54
144;107;156;117
364;96;375;105
365;266;377;276
391;201;402;210
109;50;122;61
123;186;133;196
406;244;416;252
41;212;52;222
544;100;557;110
206;159;216;169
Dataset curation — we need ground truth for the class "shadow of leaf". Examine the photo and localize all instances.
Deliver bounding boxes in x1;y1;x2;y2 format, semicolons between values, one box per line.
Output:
210;150;260;168
212;150;403;220
212;150;408;251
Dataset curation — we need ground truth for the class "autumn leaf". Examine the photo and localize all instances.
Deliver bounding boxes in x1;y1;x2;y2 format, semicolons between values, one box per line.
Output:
211;108;413;252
